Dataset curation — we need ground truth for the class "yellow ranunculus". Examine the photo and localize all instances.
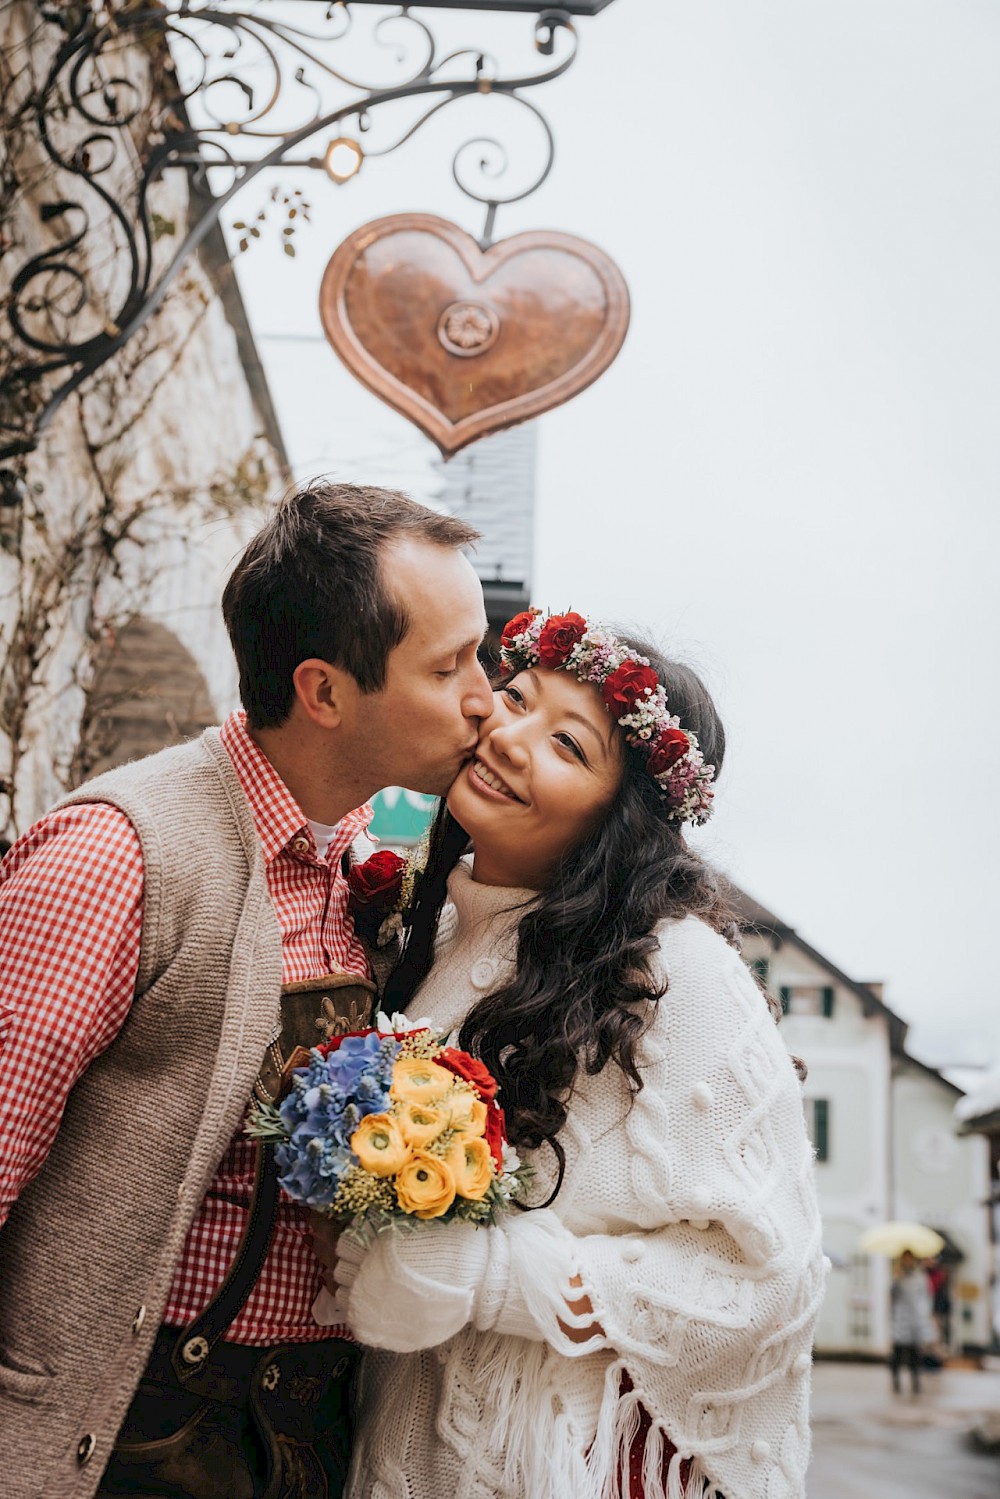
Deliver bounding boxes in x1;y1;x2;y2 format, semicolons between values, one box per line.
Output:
390;1056;455;1108
397;1100;448;1149
449;1093;488;1139
395;1151;457;1219
445;1136;493;1201
351;1113;412;1177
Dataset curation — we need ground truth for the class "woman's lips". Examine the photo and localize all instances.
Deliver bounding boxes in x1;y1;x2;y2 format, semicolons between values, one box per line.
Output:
467;757;522;803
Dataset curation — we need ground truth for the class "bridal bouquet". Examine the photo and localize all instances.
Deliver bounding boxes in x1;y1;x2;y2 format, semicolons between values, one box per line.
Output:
247;1014;529;1232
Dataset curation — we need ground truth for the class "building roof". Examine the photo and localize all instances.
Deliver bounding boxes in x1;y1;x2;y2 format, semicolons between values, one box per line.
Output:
726;879;922;1067
954;1063;1000;1133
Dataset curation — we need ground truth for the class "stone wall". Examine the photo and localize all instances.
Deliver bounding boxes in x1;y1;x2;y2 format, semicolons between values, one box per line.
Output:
0;3;286;836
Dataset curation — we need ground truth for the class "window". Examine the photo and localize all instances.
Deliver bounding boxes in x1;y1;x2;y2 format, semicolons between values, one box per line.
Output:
779;984;835;1018
805;1098;830;1161
750;957;769;986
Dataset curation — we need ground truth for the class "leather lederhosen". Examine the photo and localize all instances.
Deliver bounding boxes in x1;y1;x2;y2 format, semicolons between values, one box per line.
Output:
99;971;379;1499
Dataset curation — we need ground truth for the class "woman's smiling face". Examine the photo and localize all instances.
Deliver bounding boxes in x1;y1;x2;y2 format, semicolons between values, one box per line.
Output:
446;668;625;889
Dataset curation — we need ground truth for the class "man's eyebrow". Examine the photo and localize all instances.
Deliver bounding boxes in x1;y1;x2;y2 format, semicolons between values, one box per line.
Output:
435;634;484;661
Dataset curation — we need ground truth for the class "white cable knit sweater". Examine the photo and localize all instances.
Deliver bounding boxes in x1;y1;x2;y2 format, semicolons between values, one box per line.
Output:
347;859;826;1499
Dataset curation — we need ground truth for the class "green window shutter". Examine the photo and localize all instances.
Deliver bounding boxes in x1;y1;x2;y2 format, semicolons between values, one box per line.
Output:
779;985;791;1015
821;986;835;1018
751;957;769;985
813;1099;829;1161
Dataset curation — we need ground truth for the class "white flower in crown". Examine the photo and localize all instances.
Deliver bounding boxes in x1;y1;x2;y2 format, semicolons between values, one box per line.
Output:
498;609;716;825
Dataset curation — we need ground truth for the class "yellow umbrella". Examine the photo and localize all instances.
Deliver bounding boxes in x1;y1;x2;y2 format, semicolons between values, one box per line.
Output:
858;1221;945;1258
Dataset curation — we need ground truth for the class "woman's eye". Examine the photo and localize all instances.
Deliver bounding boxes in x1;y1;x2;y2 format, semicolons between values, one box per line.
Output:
556;732;585;761
501;686;525;707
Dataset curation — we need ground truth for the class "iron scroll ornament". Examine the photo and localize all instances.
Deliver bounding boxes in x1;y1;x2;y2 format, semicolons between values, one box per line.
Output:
0;1;612;465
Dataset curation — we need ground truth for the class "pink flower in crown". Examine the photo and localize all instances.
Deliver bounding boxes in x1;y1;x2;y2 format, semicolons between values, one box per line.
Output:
581;639;620;682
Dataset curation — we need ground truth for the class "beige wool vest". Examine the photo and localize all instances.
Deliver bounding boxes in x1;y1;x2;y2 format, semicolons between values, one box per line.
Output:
0;730;286;1499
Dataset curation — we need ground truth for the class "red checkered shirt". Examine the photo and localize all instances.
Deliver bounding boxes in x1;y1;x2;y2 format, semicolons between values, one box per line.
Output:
0;711;372;1344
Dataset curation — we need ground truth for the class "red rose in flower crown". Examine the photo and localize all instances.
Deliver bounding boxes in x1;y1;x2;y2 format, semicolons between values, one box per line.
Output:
647;727;690;777
347;850;406;913
538;612;587;667
496;607;717;826
602;660;659;720
437;1046;499;1103
500;609;539;651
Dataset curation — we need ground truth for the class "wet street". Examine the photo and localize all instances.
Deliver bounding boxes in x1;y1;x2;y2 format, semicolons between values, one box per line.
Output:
809;1360;1000;1498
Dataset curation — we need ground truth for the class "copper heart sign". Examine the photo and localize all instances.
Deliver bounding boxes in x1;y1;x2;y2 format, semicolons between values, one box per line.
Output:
319;213;630;457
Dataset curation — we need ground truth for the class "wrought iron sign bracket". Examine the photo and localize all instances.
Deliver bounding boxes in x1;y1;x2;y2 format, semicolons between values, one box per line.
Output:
0;0;613;465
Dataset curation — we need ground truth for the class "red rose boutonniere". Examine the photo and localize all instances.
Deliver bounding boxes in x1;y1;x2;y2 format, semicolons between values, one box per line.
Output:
348;850;407;946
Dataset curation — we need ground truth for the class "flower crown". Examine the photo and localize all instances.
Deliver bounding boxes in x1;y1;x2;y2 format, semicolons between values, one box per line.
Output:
499;610;716;825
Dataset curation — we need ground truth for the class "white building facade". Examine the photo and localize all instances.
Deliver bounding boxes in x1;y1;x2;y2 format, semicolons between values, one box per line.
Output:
736;889;992;1356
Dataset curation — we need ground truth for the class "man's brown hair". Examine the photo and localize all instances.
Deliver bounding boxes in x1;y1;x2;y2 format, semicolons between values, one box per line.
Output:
222;481;480;727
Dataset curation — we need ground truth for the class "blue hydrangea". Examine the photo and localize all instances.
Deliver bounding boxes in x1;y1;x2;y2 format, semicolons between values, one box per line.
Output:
273;1034;400;1207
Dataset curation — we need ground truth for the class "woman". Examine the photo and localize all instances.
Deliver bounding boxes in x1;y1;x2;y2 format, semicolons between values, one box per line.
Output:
331;610;825;1499
890;1251;934;1395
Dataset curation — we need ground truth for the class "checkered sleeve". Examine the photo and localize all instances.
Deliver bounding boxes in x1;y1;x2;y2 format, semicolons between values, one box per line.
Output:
0;804;144;1227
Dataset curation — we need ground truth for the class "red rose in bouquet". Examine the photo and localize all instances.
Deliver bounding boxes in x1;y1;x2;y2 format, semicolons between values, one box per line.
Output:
437;1047;499;1104
348;850;405;913
601;660;659;720
538;612;587;667
483;1099;507;1171
647;727;690;777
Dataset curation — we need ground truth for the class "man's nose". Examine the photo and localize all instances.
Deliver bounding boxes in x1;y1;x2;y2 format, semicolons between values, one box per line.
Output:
463;659;494;719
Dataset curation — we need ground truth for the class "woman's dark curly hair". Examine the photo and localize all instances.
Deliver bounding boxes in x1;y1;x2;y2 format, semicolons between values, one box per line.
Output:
381;637;741;1200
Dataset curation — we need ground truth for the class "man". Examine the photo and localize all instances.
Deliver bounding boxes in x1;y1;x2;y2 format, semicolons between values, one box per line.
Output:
0;482;492;1498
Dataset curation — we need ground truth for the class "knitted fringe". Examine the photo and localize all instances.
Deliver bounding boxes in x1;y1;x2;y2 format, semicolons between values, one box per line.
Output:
473;1342;717;1499
587;1360;714;1499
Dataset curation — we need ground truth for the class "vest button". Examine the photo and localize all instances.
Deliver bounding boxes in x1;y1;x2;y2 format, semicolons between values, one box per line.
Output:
77;1434;97;1465
470;958;497;990
132;1305;147;1335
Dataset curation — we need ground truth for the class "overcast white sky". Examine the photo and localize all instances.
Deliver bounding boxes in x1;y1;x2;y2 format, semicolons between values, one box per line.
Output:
216;0;1000;1069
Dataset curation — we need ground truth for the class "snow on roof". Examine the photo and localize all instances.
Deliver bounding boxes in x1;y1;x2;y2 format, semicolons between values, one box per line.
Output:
955;1063;1000;1124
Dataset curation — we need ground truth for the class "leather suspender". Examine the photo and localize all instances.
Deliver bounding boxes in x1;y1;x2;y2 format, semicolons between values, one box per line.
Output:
170;1139;281;1381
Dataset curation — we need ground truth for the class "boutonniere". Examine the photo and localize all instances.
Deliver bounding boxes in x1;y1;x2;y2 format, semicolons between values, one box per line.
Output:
347;844;424;947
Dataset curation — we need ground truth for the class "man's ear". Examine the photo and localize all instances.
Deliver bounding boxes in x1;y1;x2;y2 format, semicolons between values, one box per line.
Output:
291;658;360;729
